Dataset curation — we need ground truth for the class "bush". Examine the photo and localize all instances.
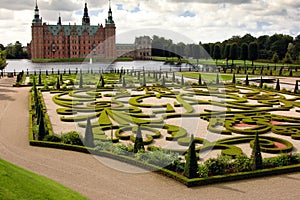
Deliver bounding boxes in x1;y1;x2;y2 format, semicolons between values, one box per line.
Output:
198;164;209;178
232;155;252;172
204;155;232;176
43;135;61;142
61;131;83;146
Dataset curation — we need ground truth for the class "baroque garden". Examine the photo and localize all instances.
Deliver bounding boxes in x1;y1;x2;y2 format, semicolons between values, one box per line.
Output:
20;66;300;186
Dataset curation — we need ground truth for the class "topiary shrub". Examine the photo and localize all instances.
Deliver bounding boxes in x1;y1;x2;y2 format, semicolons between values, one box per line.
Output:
84;118;95;148
251;132;263;170
61;131;83;146
183;134;199;178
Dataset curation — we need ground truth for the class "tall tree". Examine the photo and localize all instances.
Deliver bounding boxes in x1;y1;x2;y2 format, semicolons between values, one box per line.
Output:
248;42;259;66
229;43;238;65
213;44;221;65
240;43;248;66
183;134;198;179
224;44;231;67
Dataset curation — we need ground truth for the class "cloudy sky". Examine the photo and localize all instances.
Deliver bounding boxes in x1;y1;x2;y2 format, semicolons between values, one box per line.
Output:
0;0;299;46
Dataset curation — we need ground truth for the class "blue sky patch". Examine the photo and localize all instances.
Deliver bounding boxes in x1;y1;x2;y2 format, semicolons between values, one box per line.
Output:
179;11;196;17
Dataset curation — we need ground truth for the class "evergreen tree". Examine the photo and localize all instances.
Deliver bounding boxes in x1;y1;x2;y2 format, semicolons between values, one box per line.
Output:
183;134;198;179
122;77;126;87
251;132;263;170
172;72;175;82
162;75;165;86
38;112;46;140
181;75;184;86
60;74;63;83
101;75;105;87
46;70;48;76
198;73;202;85
79;72;83;88
275;79;280;91
69;68;71;75
232;73;236;84
259;76;263;88
56;77;60;90
245;74;249;86
143;73;146;86
216;73;220;84
289;69;293;77
133;125;145;153
38;73;42;85
294;80;299;94
84;118;95;148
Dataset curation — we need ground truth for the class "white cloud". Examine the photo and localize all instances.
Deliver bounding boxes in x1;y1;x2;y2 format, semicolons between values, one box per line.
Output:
0;0;299;46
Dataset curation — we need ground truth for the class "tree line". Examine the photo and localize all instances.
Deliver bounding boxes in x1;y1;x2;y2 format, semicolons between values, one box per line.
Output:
0;41;28;59
152;33;300;65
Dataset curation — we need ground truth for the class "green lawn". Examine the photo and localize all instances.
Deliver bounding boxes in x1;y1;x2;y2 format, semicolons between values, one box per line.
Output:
0;158;87;200
177;72;254;82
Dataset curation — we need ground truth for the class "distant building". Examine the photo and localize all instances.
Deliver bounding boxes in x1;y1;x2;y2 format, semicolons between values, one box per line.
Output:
116;36;152;59
28;1;116;59
134;36;152;60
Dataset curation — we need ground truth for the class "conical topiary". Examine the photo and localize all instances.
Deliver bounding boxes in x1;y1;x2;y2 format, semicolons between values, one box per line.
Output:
79;72;83;88
198;74;202;85
56;77;60;90
245;74;249;86
275;79;280;91
133;125;144;153
84;118;95;148
38;73;42;85
183;134;198;179
38;112;46;141
259;76;263;88
294;80;299;94
251;132;263;170
181;75;184;86
216;73;220;84
232;73;236;84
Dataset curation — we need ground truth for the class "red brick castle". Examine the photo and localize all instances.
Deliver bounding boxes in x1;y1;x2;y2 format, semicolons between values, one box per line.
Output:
29;1;116;59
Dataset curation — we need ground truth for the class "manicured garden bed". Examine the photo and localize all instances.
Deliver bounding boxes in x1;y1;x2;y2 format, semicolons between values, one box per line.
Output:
28;70;300;186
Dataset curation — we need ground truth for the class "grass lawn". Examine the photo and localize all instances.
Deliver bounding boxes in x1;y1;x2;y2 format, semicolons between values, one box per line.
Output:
177;72;255;82
0;158;87;200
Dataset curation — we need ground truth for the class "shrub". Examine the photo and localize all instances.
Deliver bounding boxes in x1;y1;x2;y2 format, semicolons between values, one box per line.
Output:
43;135;61;142
61;131;83;146
232;155;252;172
204;155;231;176
198;164;209;178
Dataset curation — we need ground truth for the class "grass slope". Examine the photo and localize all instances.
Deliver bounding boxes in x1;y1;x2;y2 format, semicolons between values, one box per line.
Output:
0;158;87;200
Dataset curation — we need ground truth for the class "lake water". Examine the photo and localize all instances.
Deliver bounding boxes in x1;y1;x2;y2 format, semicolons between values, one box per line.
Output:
5;59;194;73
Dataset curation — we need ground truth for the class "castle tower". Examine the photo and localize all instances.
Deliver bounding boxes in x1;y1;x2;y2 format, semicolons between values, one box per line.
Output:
105;0;116;58
82;3;90;26
31;0;44;59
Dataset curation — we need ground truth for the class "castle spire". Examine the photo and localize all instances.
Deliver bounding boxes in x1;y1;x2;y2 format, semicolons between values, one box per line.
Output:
106;0;114;24
57;13;62;25
33;0;41;23
82;2;90;25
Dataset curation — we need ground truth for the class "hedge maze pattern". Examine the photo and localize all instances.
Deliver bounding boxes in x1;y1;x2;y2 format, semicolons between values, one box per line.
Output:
47;73;300;158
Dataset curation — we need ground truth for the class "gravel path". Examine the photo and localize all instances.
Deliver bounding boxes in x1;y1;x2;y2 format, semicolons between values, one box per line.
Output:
0;77;300;200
